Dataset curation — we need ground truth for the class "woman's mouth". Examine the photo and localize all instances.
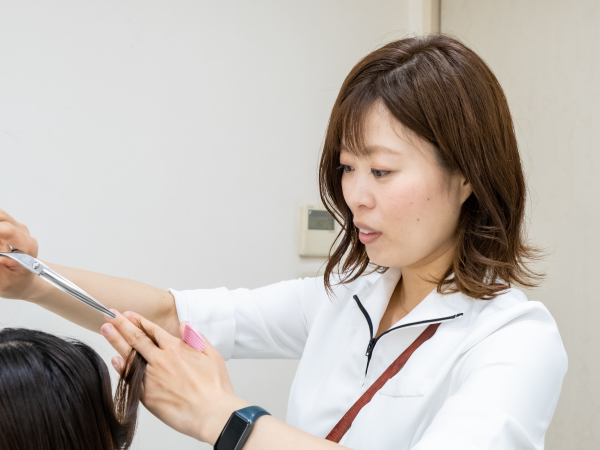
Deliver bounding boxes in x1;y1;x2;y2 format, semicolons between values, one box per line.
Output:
358;228;382;244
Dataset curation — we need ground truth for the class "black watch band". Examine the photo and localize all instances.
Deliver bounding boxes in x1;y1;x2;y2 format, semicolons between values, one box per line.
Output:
214;406;271;450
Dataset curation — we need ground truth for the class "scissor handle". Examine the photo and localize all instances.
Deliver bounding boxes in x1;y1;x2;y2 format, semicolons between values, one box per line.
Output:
0;252;46;275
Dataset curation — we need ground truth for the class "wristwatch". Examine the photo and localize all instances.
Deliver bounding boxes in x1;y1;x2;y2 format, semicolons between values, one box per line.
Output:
214;406;271;450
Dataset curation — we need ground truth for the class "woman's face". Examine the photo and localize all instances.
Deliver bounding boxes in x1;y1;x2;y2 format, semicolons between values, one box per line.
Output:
340;102;472;270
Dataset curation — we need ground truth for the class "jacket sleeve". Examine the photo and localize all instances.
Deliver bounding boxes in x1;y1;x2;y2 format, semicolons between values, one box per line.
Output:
169;276;329;360
412;306;568;450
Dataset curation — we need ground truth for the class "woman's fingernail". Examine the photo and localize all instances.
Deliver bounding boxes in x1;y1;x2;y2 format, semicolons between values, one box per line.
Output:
111;356;122;371
123;311;134;319
101;323;115;336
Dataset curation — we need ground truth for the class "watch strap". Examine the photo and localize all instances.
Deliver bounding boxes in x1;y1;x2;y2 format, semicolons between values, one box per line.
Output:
214;406;271;450
235;406;271;423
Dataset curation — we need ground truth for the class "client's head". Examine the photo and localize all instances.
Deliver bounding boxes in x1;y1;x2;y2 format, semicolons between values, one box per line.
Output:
0;328;143;450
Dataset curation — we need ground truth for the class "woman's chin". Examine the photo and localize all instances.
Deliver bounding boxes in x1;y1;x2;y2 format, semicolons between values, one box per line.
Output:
365;245;411;269
365;249;395;268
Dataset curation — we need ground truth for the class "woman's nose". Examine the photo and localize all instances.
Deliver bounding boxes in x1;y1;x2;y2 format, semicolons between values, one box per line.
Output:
343;174;376;211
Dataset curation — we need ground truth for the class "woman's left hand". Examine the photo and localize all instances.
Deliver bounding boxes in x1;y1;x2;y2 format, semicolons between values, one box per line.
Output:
101;310;250;444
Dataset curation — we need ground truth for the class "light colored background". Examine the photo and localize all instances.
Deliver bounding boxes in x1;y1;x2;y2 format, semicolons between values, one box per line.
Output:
441;2;600;448
0;1;411;449
0;1;598;449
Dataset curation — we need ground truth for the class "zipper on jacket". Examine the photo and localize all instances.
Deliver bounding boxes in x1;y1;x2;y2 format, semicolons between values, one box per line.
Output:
353;294;464;375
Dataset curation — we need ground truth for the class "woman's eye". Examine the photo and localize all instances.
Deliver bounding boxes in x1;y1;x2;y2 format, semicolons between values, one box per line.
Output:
337;164;353;173
371;169;390;178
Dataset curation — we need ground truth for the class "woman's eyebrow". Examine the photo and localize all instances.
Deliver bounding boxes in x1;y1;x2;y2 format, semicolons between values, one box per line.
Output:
340;145;401;156
365;145;402;156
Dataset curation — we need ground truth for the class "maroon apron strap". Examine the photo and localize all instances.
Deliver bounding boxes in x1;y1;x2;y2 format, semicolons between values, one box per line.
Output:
325;323;441;443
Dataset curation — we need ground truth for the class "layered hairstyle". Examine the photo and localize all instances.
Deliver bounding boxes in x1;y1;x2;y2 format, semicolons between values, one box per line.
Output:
319;34;541;300
0;327;150;450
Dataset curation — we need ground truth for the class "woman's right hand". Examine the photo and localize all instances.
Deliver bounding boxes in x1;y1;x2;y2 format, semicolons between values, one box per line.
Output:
0;208;180;334
0;208;41;301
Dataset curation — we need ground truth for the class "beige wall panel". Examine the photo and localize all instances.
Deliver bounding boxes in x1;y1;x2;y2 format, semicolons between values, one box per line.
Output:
442;1;600;449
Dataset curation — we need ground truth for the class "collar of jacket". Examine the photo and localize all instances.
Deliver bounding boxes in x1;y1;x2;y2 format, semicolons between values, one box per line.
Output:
352;267;472;334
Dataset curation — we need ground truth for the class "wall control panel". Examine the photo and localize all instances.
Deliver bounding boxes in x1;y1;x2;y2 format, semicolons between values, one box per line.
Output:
298;205;339;257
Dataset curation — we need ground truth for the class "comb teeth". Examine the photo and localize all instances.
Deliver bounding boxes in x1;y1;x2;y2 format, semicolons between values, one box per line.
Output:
182;323;205;352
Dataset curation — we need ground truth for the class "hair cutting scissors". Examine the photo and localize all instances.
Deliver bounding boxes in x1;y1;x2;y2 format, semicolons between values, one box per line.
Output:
0;248;116;319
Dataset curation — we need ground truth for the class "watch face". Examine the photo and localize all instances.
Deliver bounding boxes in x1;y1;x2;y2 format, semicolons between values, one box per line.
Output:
218;414;249;450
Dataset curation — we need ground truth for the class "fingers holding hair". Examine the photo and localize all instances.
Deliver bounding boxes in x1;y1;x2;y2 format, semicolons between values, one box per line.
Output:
103;310;162;363
101;322;133;361
121;310;178;350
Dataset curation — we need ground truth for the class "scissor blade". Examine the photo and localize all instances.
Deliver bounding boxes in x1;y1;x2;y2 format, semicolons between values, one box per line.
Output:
40;273;101;310
39;269;116;319
0;252;116;318
0;252;116;319
49;276;112;314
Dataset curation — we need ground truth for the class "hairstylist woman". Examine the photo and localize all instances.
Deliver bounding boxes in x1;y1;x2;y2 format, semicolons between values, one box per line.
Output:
0;35;566;450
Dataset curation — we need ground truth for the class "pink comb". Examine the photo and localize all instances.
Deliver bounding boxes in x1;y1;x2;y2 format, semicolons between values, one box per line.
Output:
182;323;205;352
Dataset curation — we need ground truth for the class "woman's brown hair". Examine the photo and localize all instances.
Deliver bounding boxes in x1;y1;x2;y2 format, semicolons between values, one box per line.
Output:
319;34;541;300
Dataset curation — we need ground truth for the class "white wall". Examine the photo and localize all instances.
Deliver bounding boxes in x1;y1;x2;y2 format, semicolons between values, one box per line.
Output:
441;1;600;449
0;1;410;448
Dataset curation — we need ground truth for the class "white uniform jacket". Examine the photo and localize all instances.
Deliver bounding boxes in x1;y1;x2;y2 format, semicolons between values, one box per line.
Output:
171;268;567;450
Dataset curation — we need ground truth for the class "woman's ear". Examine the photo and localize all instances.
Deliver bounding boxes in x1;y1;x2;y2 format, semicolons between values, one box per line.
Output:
458;175;473;204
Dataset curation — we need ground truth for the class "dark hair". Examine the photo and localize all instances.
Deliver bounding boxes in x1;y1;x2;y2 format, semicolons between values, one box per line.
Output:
0;327;147;450
319;34;542;300
115;321;158;446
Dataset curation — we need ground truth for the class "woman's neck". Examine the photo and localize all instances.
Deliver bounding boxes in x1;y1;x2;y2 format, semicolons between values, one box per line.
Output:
399;241;456;311
375;243;455;338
